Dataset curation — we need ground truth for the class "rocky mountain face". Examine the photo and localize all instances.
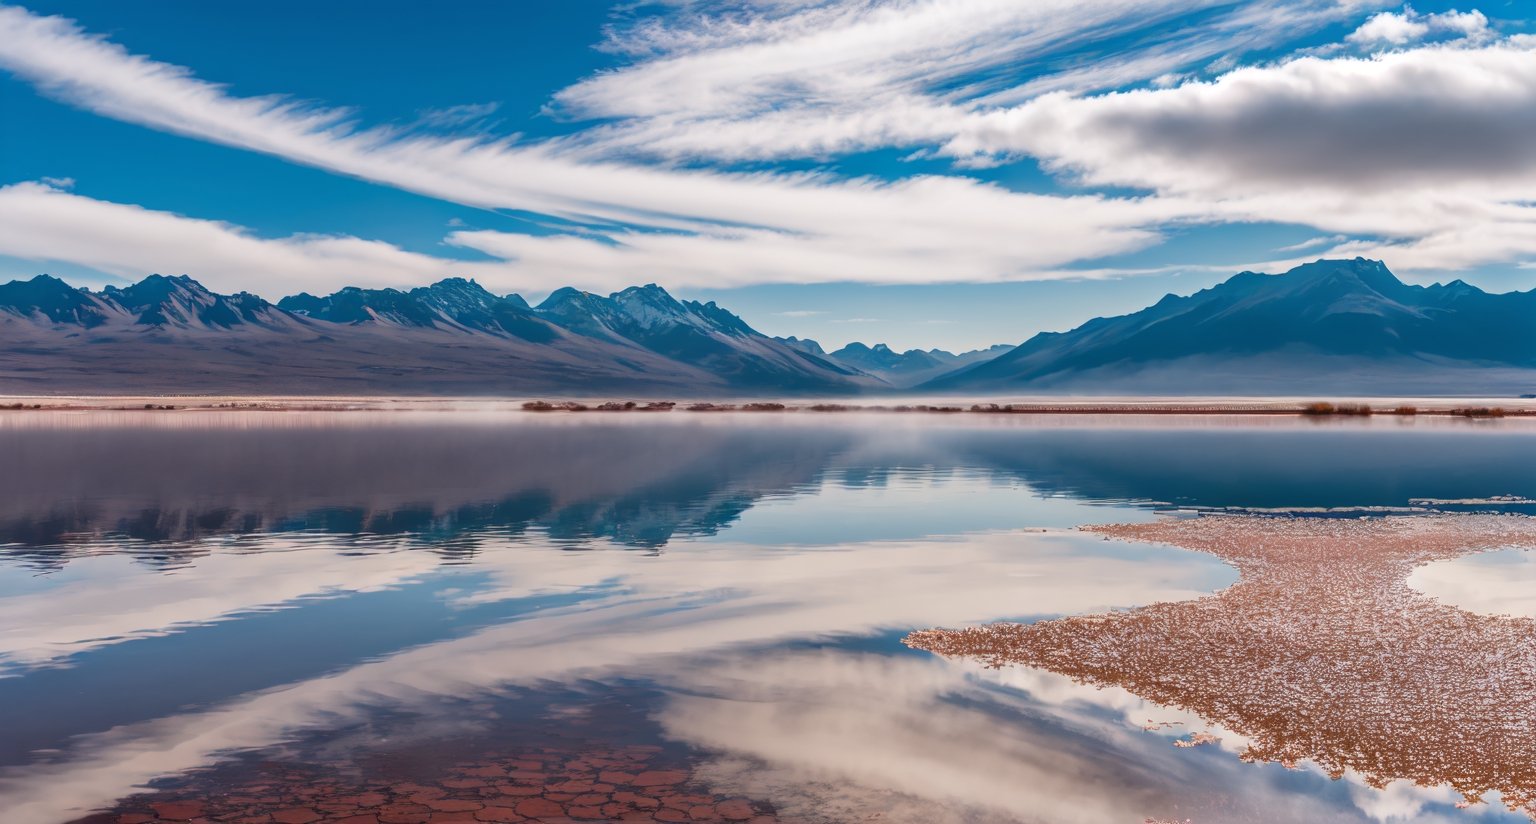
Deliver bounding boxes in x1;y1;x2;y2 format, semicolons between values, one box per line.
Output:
0;275;872;395
926;258;1536;394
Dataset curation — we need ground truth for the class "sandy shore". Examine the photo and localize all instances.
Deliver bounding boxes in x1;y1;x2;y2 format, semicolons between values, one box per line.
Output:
906;514;1536;818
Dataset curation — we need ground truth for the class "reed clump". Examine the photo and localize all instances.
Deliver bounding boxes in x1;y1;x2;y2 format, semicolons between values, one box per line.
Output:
1452;407;1506;418
1301;402;1372;416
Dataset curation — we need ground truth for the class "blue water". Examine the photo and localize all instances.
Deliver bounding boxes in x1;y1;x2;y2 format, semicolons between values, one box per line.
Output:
0;411;1533;823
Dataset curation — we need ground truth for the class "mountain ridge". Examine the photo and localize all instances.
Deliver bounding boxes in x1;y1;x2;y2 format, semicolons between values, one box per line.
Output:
0;274;872;395
4;259;1534;396
925;258;1536;394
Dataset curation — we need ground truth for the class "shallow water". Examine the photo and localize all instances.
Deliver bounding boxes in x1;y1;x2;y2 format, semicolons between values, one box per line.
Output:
1;411;1534;823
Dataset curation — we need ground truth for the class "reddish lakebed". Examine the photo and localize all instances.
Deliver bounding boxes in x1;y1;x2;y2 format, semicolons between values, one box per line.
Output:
908;514;1536;818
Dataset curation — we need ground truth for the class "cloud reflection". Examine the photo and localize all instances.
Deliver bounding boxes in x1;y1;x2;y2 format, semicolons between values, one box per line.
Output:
0;527;1231;823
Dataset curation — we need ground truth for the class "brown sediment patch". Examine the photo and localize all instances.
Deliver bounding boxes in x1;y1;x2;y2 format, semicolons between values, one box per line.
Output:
905;514;1536;817
82;744;782;824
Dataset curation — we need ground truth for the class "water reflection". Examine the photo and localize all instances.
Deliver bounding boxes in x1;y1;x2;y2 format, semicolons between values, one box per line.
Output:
3;412;1535;555
1412;547;1536;619
0;412;1531;823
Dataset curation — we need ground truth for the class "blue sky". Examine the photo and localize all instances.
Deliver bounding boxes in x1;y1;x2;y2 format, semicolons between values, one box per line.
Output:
2;1;1534;351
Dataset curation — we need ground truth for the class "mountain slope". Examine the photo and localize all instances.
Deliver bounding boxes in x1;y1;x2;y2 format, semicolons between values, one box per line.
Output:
279;278;560;342
926;258;1536;394
535;284;867;391
0;275;868;395
829;342;1015;388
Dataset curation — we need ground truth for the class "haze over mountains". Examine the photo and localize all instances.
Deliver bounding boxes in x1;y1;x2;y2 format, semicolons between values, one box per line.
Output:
1;258;1533;396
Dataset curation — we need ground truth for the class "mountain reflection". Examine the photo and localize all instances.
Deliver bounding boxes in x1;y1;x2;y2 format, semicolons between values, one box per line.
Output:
2;413;1534;560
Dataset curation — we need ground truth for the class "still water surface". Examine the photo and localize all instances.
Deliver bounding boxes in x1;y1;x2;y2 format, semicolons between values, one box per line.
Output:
1;411;1534;823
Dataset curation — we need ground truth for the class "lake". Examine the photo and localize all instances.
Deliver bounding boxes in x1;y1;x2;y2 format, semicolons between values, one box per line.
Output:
2;410;1535;824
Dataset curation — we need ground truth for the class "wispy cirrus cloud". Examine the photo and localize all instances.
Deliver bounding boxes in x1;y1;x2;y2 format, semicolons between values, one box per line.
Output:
548;0;1387;163
0;181;1177;298
0;182;515;296
1;0;1534;292
0;4;1209;290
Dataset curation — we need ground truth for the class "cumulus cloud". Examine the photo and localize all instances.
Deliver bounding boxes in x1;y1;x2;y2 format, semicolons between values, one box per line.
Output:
1347;10;1430;44
947;44;1536;192
941;40;1536;271
1346;7;1491;46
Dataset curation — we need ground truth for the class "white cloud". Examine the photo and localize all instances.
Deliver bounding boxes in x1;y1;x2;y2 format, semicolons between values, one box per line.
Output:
1346;7;1491;46
1276;234;1352;253
0;6;1211;290
549;0;1382;162
940;40;1536;272
1;1;1533;286
411;101;502;131
0;182;509;296
948;44;1536;192
0;182;1191;296
1347;10;1430;44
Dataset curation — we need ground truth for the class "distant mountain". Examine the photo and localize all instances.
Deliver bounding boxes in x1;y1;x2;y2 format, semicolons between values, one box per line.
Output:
774;336;827;356
926;258;1536;394
0;275;871;395
536;284;864;389
828;341;1015;387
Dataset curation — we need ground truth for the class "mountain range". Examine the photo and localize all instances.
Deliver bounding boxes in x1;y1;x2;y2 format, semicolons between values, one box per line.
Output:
1;258;1533;395
0;275;875;394
821;342;1016;388
927;258;1536;394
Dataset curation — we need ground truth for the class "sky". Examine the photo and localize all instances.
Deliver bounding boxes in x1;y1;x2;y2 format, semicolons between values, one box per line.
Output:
1;1;1534;352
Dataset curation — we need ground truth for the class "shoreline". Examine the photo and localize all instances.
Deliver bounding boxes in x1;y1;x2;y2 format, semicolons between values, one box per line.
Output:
1;396;1533;417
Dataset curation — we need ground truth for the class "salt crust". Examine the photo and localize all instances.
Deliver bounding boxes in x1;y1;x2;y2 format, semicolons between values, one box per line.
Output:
906;514;1536;817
